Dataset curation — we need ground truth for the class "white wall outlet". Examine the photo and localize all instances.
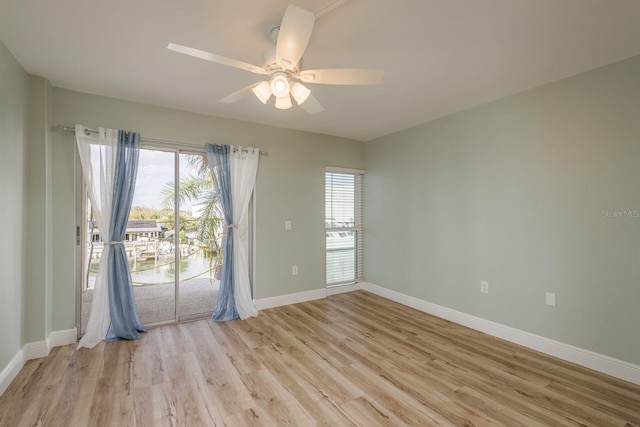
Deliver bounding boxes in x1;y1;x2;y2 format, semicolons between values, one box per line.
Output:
285;220;292;231
480;281;489;294
292;265;298;276
546;292;556;306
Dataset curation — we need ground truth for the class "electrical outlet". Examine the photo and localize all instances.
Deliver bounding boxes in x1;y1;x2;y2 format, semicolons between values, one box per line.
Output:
546;292;556;306
292;265;298;276
285;220;292;231
480;281;489;294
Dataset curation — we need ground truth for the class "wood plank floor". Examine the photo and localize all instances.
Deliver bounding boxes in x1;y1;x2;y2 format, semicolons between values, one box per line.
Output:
1;291;639;426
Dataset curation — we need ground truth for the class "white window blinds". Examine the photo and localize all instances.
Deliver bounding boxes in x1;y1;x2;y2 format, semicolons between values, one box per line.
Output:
325;169;363;286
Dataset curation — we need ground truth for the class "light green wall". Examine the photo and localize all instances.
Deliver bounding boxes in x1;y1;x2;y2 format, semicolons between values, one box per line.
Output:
0;41;29;369
25;76;54;342
51;88;364;330
51;110;76;334
364;55;640;365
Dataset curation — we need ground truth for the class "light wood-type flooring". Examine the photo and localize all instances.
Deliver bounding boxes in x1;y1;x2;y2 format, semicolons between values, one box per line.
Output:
1;291;639;426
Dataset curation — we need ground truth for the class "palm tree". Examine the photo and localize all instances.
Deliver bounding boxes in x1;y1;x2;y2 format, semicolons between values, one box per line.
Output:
159;154;224;271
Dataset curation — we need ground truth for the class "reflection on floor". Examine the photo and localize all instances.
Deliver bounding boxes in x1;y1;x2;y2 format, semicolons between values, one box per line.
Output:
81;278;219;333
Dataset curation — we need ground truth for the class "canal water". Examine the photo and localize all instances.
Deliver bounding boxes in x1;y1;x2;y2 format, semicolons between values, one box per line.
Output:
87;249;218;289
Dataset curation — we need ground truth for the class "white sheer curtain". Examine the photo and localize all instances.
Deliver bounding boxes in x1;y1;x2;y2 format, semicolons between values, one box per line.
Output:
230;146;259;319
76;125;118;349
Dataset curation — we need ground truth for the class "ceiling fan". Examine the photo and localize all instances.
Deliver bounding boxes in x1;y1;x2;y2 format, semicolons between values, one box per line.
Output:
168;4;384;114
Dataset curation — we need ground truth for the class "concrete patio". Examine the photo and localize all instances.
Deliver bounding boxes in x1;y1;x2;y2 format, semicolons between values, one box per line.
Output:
81;278;220;334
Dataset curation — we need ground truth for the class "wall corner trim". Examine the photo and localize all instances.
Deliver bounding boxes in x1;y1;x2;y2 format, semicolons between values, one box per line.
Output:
361;282;640;386
0;328;77;397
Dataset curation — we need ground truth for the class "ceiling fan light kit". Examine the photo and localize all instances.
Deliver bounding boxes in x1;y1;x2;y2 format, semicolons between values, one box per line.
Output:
270;72;291;98
252;81;272;104
275;95;293;110
168;3;383;114
290;82;311;105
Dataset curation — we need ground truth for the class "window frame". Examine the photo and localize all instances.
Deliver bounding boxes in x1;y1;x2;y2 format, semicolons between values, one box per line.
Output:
324;166;364;287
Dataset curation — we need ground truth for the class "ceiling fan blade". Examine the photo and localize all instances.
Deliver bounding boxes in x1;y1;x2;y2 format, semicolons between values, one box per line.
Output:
299;68;384;85
300;93;324;114
168;43;267;75
218;83;259;104
276;5;315;70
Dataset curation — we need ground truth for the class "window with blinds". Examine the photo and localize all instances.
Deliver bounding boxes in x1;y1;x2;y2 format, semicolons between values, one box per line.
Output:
325;169;363;286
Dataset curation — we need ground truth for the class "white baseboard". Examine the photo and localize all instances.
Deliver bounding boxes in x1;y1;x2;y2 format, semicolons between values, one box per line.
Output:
255;288;327;310
255;283;364;310
47;328;77;349
0;348;25;396
22;340;49;360
361;282;640;386
327;282;362;296
0;328;77;397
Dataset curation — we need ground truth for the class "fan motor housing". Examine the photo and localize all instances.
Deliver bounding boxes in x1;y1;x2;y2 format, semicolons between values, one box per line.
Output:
261;47;301;75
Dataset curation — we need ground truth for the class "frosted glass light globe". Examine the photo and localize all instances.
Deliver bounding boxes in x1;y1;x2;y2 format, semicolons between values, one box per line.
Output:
270;73;290;98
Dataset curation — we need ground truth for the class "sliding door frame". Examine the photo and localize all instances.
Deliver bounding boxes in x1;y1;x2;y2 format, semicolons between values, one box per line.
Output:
75;141;257;337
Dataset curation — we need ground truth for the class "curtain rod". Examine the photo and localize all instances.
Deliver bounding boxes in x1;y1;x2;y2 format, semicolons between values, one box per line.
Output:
54;125;268;156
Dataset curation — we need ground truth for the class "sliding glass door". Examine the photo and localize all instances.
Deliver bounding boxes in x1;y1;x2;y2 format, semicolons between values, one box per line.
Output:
176;152;221;320
79;147;221;334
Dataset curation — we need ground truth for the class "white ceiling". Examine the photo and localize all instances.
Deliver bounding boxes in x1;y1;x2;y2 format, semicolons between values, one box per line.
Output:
2;0;640;141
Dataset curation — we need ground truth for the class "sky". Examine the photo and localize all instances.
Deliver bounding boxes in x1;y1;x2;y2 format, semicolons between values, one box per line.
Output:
85;146;207;214
132;149;204;211
132;149;176;209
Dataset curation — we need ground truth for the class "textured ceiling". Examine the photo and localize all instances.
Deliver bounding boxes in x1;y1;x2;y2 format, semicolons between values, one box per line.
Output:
2;0;640;141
